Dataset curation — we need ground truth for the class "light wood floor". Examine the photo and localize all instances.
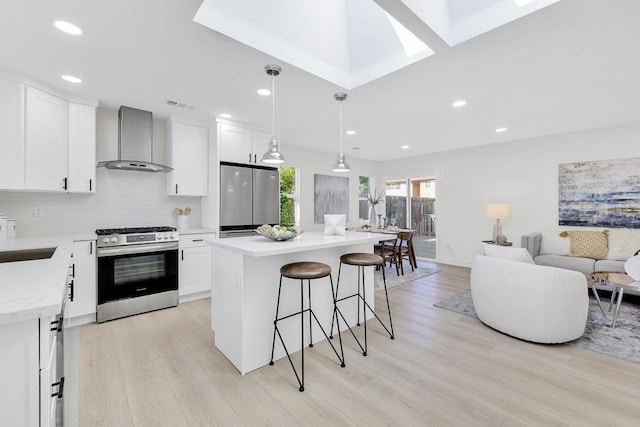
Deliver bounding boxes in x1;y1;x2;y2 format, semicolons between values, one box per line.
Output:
79;263;640;426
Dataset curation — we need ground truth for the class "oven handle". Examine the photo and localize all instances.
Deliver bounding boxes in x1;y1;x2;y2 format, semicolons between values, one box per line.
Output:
97;242;179;257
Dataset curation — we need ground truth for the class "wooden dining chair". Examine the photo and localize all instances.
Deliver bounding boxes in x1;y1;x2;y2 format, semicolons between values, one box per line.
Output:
396;231;416;275
375;238;400;276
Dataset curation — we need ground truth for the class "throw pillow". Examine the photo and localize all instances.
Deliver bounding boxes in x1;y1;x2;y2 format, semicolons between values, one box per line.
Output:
539;231;570;255
323;214;346;235
607;228;640;260
482;243;535;264
561;230;608;260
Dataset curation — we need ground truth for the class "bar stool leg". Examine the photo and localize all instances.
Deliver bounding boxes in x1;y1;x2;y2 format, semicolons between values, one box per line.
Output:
357;264;361;327
269;275;284;365
381;264;395;340
328;275;345;367
330;262;343;339
299;279;305;392
308;279;313;347
361;266;368;356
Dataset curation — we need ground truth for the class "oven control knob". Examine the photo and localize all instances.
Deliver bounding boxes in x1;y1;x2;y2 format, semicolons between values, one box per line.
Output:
169;233;175;239
110;237;118;243
102;237;110;244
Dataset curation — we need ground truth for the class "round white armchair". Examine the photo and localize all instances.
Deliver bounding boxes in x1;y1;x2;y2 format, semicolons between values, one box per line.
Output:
470;254;589;343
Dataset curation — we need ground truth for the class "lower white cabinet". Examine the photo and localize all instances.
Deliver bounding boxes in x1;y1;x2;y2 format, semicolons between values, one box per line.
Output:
179;233;214;298
67;240;97;322
0;311;64;427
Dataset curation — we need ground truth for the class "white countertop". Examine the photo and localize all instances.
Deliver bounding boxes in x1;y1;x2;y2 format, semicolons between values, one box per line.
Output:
206;231;390;257
0;236;75;325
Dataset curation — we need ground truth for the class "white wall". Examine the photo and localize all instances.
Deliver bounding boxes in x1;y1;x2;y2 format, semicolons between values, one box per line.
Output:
379;121;640;267
0;108;202;236
279;144;379;232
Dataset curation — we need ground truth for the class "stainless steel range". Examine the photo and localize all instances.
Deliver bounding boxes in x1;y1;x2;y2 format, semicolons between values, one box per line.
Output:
96;226;179;322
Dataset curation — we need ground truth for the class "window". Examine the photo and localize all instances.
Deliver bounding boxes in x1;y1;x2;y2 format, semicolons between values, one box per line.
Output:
280;166;298;226
358;176;370;220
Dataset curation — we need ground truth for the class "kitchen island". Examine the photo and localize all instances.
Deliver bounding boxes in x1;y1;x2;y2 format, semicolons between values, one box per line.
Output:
206;231;389;375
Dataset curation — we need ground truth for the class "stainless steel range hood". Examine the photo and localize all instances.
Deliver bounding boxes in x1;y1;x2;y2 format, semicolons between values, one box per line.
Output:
97;106;173;173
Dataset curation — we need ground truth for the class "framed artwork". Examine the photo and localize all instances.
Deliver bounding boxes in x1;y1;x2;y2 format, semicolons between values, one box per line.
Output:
314;174;349;224
559;157;640;228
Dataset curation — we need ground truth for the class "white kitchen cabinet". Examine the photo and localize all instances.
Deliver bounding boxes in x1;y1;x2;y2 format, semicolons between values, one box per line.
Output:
167;121;209;196
179;232;214;298
218;122;272;165
0;80;25;190
68;103;96;193
219;122;253;164
25;86;68;192
0;312;64;427
67;240;97;322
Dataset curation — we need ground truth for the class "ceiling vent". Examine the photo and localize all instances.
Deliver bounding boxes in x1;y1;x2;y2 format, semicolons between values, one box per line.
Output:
166;100;196;111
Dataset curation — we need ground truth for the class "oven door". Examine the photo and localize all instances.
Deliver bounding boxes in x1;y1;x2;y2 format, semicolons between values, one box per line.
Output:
97;242;179;304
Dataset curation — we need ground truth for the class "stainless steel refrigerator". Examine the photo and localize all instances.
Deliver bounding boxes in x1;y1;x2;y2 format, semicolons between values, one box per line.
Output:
219;162;280;238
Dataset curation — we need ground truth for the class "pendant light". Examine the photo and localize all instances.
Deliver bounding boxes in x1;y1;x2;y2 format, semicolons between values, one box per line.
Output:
332;92;351;172
262;64;286;164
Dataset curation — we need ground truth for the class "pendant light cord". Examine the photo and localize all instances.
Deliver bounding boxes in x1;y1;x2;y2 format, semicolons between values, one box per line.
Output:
271;72;276;138
339;100;343;155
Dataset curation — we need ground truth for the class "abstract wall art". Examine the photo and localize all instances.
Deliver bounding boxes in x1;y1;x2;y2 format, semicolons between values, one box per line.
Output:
559;158;640;228
314;174;349;224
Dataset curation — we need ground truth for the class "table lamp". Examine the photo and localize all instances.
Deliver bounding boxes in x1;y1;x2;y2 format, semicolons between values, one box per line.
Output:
486;204;510;243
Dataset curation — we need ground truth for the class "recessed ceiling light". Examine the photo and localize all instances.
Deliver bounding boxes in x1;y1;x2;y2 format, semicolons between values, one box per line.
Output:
495;127;508;133
54;20;82;35
346;130;356;135
219;113;232;119
61;75;82;83
452;100;467;107
352;147;360;150
401;145;410;150
257;89;271;96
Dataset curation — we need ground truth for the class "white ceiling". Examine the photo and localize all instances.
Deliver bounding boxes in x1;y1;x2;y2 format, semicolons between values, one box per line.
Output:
1;0;640;162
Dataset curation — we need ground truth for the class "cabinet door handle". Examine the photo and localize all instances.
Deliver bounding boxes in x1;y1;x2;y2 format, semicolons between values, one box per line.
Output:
90;241;93;255
63;177;68;190
192;239;204;242
71;264;75;278
69;280;75;302
51;377;65;399
176;184;179;194
89;179;92;191
254;154;257;163
181;249;184;261
248;153;251;163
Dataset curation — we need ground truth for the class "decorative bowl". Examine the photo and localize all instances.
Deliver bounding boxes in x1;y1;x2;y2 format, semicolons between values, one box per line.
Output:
256;224;303;241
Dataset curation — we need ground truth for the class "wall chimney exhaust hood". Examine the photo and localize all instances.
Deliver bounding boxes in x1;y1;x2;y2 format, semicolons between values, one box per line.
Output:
97;106;173;173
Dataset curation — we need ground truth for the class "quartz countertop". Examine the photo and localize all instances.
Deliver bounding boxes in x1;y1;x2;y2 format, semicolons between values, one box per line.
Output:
178;228;217;235
206;231;389;257
0;235;76;325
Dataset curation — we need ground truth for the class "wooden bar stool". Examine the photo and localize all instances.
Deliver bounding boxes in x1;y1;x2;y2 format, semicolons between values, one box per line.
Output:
330;253;395;357
269;261;345;392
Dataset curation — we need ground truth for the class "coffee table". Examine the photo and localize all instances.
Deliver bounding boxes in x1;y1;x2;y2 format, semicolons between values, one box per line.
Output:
607;273;640;328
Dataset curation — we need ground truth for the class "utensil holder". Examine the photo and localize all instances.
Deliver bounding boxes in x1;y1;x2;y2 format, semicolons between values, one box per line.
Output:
176;215;189;231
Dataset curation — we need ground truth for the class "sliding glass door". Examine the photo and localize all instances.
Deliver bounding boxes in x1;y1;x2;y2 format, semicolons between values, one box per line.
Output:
385;177;436;260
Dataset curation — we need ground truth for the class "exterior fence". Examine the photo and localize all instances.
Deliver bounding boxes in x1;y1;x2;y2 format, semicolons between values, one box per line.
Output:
385;196;436;237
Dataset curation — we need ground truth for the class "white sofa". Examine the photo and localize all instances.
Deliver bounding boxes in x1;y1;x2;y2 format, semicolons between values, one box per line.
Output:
470;254;589;343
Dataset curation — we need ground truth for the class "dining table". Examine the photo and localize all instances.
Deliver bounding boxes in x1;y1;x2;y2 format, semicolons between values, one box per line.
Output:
349;227;418;269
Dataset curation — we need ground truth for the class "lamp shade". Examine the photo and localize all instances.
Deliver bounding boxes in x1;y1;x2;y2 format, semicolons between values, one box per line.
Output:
486;204;510;219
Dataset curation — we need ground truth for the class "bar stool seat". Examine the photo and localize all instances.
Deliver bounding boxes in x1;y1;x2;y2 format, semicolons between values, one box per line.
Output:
270;261;345;392
331;252;395;357
281;262;331;279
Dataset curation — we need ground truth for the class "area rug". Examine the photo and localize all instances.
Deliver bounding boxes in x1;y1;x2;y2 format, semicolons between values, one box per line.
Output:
434;289;640;364
373;262;441;292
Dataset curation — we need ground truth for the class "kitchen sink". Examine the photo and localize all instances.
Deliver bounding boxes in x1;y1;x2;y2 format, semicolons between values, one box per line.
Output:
0;247;56;263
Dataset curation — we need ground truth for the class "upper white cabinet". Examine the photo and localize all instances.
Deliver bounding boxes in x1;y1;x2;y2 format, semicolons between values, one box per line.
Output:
167;121;209;196
0;80;24;190
25;86;68;192
218;122;271;165
0;79;97;193
68;103;96;193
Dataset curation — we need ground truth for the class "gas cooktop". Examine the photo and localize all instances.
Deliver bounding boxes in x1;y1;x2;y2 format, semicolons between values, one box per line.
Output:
95;226;176;235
